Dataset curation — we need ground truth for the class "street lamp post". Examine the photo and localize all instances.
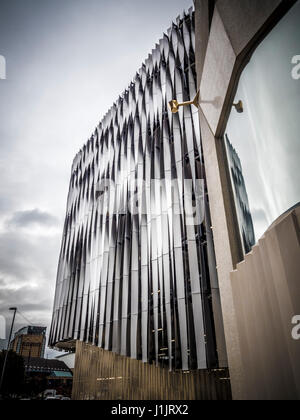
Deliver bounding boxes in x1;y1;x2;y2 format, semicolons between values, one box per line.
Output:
0;307;17;395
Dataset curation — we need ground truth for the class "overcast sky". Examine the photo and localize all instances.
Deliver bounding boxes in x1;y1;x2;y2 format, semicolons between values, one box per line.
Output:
0;0;192;357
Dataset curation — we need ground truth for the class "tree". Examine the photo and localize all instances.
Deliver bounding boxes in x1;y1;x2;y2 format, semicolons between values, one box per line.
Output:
0;350;25;397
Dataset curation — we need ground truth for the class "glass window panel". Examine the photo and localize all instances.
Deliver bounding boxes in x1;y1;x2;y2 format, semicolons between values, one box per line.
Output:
225;2;300;253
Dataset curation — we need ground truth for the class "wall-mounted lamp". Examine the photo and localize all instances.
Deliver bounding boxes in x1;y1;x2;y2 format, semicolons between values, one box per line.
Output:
233;100;244;113
168;91;200;113
169;93;244;115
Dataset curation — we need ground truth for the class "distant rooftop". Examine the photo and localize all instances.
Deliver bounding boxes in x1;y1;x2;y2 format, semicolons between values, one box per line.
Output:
50;371;73;378
23;357;72;375
14;326;47;338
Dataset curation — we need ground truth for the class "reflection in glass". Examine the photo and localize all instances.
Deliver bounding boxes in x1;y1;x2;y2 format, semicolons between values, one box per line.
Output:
225;2;300;252
225;135;256;254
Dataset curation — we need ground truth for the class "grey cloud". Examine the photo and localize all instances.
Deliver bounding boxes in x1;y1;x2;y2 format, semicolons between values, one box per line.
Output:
0;284;52;317
0;195;17;214
0;230;60;339
6;208;58;228
0;232;42;281
0;286;52;315
0;230;60;285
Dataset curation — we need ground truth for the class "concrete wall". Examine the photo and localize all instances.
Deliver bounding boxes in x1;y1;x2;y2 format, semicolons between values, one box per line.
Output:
194;0;298;399
231;206;300;400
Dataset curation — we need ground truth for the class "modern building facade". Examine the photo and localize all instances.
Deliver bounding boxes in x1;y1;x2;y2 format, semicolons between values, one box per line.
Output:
11;326;47;359
50;0;300;400
50;6;230;400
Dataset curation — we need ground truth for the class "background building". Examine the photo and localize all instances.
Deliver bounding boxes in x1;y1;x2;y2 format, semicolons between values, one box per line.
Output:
24;356;71;376
10;326;46;359
24;357;73;398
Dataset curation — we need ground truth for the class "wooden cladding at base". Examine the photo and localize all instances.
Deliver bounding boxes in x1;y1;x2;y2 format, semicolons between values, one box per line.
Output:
72;341;232;400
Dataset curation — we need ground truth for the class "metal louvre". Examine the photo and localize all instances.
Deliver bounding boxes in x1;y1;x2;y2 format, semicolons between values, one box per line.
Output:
50;8;220;371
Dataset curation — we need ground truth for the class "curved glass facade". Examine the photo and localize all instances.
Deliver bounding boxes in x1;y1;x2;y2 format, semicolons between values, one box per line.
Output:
225;1;300;254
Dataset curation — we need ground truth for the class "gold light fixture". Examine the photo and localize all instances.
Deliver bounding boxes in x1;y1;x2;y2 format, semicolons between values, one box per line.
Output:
233;100;244;113
168;91;200;113
169;92;244;115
